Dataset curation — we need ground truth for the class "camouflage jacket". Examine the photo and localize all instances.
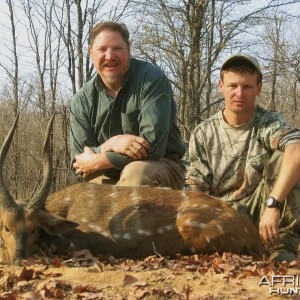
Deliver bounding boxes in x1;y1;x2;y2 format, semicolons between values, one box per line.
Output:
187;105;300;201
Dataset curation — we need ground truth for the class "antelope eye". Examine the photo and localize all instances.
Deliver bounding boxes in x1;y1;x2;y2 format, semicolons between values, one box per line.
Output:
30;228;37;235
3;225;10;233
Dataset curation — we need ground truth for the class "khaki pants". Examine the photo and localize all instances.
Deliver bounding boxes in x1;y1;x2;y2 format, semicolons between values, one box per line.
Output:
228;151;300;256
89;158;186;190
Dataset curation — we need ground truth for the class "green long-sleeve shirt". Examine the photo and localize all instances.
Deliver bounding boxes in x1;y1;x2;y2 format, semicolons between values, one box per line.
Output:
70;57;186;170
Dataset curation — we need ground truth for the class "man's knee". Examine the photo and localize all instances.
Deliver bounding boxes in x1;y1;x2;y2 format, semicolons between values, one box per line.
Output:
118;161;157;186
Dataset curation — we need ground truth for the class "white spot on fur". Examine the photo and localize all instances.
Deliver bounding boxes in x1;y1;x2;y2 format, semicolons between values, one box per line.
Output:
63;196;72;202
122;233;132;240
206;236;210;243
157;227;165;234
184;219;207;229
110;185;119;200
216;223;224;234
164;224;173;231
113;233;121;239
156;225;173;234
129;188;144;231
130;187;138;200
111;186;120;214
223;213;234;219
137;229;152;236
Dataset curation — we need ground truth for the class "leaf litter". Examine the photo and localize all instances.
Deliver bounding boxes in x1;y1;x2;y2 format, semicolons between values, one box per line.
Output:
0;248;299;300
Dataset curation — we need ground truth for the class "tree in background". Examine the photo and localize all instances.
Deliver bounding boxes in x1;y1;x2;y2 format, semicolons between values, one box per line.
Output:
129;0;300;140
256;7;300;128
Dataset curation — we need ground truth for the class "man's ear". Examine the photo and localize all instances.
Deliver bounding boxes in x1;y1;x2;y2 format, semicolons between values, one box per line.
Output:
218;79;224;91
38;211;79;235
257;82;262;96
88;44;93;56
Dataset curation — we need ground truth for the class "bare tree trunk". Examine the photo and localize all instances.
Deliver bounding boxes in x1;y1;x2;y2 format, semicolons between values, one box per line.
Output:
269;18;282;111
65;0;77;94
76;0;84;88
22;0;48;117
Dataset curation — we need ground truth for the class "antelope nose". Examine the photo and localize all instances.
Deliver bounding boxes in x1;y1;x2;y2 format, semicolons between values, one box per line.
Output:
15;232;27;264
15;247;25;266
15;258;23;266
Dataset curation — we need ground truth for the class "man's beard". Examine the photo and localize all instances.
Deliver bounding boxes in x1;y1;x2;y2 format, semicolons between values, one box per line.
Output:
101;74;124;85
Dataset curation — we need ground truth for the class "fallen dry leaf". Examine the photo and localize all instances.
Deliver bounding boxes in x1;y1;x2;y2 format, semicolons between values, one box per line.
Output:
0;292;17;300
122;274;139;287
20;291;43;300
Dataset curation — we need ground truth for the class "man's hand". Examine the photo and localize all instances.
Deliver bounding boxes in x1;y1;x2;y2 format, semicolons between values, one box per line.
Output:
259;208;281;247
73;147;106;178
101;134;150;159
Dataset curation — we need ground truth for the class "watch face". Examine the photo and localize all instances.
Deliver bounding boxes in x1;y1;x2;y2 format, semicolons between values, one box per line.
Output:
266;198;275;207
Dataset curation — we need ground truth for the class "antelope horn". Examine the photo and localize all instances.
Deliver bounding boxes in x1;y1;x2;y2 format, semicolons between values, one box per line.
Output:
26;113;55;211
0;112;20;210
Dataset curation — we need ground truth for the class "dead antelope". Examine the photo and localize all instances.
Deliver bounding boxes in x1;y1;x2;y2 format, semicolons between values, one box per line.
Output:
44;183;264;259
0;114;264;265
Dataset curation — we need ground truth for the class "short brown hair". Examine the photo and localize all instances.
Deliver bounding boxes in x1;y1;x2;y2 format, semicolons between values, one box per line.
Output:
89;21;130;47
220;58;262;84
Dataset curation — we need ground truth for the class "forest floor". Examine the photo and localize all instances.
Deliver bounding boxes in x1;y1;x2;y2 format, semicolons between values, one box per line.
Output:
0;248;299;300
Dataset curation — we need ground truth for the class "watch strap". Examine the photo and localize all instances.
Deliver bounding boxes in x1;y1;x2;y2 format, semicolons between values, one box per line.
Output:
267;196;282;209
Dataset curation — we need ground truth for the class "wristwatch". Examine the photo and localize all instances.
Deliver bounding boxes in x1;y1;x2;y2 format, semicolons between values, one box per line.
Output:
266;197;282;209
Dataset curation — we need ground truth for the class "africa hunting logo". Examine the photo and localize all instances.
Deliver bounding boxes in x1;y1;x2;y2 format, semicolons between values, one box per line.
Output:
258;275;300;295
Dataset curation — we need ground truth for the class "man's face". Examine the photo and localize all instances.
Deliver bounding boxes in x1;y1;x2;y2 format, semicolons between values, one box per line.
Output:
90;29;130;88
219;71;262;123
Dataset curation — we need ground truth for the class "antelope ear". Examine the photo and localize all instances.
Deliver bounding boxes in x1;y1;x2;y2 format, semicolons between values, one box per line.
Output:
38;211;79;235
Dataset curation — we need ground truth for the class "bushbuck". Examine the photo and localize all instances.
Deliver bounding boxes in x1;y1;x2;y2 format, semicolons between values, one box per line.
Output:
0;114;264;265
44;183;264;260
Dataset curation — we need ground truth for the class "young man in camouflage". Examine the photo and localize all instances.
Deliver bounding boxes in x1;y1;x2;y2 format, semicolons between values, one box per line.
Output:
188;53;300;262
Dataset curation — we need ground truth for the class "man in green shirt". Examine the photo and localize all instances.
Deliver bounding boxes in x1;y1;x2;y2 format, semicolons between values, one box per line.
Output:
188;53;300;262
70;21;186;189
